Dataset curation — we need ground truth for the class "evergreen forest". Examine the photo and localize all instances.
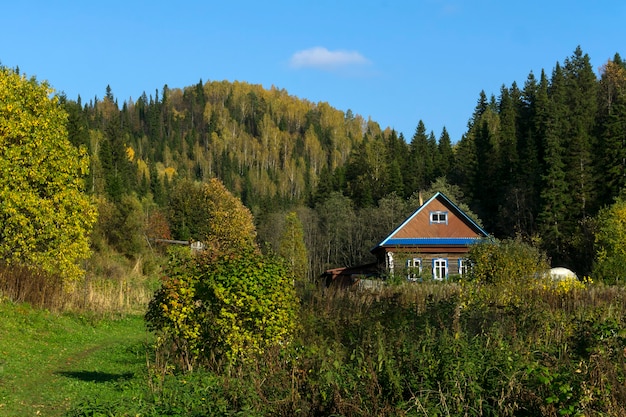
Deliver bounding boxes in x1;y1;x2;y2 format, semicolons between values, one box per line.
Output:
62;46;626;277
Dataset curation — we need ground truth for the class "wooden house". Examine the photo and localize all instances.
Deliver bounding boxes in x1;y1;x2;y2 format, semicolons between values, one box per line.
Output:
371;192;490;281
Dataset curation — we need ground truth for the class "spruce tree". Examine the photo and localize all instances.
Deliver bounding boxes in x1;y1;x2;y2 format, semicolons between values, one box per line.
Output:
537;65;572;263
471;95;500;230
406;120;432;194
493;84;521;236
562;46;598;218
515;72;543;236
597;55;626;204
436;127;454;179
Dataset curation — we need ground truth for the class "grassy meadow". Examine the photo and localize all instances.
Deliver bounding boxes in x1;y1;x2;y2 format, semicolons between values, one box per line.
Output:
1;257;626;416
0;301;149;416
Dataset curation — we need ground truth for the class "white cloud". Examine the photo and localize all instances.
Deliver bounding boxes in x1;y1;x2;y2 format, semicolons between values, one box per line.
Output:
289;47;370;70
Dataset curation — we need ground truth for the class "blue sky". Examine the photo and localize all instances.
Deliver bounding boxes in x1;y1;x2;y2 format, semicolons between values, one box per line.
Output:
2;1;624;142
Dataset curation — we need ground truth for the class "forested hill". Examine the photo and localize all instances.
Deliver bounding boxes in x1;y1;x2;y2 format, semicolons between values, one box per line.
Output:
64;79;391;213
62;46;626;274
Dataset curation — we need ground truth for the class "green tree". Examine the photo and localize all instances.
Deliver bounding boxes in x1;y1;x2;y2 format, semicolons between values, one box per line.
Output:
593;198;626;283
597;55;626;205
452;93;487;203
515;71;543;237
493;83;522;237
147;174;298;369
345;137;387;207
93;194;146;257
467;238;549;286
0;67;97;284
168;178;257;254
197;250;298;362
406;120;435;194
562;46;598;219
472;94;500;230
167;179;205;241
146;247;298;369
360;192;409;253
278;212;309;281
537;67;572;262
436;127;454;179
386;160;404;196
200;177;258;253
60;95;90;149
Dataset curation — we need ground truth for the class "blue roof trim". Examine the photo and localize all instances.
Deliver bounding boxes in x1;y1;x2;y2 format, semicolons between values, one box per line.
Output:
374;192;490;250
382;238;484;246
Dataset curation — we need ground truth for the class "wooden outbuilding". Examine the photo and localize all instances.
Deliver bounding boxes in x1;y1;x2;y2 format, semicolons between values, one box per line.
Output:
321;262;380;288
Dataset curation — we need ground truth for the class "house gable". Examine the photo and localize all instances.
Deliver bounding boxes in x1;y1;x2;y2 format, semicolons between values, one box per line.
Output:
374;192;489;251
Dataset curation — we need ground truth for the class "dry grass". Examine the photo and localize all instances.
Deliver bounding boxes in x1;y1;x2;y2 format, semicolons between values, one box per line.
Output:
0;262;65;309
0;252;161;313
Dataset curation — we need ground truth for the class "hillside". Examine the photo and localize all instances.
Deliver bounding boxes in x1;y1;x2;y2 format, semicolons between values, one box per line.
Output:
59;46;626;275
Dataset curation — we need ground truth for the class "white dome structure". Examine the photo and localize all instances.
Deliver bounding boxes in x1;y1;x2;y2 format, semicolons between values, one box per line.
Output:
549;267;577;281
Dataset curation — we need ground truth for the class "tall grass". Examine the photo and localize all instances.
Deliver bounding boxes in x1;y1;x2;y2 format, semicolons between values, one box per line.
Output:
68;252;160;313
0;251;161;313
135;280;623;416
0;261;65;309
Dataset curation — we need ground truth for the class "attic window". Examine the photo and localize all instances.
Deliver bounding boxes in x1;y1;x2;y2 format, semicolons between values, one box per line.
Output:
430;211;448;224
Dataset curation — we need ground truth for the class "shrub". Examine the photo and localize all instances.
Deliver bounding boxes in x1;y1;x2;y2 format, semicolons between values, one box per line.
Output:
466;238;549;287
593;198;626;283
146;247;299;371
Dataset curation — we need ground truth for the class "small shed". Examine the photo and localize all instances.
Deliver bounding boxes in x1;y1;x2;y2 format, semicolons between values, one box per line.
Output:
321;262;380;288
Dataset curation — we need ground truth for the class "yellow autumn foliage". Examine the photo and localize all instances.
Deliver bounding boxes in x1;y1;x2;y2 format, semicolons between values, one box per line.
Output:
125;145;135;162
167;178;257;255
201;178;257;254
0;67;97;285
593;198;626;283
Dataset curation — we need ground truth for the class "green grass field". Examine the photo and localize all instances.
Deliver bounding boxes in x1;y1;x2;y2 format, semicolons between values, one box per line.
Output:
0;302;150;416
1;280;626;416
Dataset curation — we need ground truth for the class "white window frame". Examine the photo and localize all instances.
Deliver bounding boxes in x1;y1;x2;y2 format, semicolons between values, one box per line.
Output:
406;258;422;281
430;211;448;224
433;258;448;280
458;258;469;276
386;252;395;273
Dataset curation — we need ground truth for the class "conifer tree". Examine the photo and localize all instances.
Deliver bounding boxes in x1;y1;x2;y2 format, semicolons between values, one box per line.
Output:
452;92;490;204
562;46;598;218
436;127;454;179
386;160;404;196
406;120;433;194
597;55;626;204
384;129;409;196
515;72;543;236
427;131;438;183
344;137;387;207
537;65;572;262
471;94;500;230
493;84;521;236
